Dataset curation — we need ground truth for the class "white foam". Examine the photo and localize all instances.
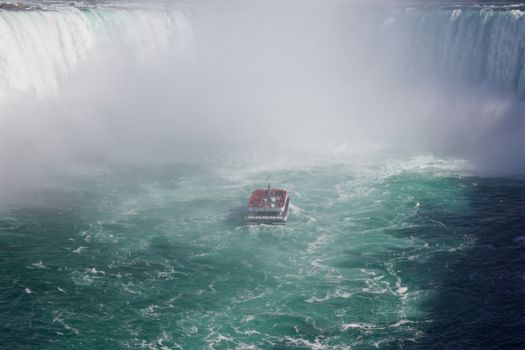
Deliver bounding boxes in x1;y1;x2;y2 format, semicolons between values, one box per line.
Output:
341;322;376;331
242;315;255;322
306;233;331;254
510;9;525;19
31;261;46;269
281;336;327;350
335;290;353;299
306;290;353;303
86;267;105;275
391;319;414;328
236;344;257;350
397;286;408;295
451;9;462;20
305;293;331;303
139;304;160;318
72;246;87;253
71;271;94;286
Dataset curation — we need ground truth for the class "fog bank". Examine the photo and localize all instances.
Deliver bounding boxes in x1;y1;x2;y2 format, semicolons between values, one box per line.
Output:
1;2;524;200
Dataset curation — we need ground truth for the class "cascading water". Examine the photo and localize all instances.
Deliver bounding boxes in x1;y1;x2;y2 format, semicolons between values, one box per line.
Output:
395;7;525;97
2;5;525;100
0;2;524;349
0;6;192;99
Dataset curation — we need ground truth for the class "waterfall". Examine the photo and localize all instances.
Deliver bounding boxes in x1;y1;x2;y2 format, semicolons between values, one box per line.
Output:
1;5;524;99
0;6;192;99
387;7;525;97
0;2;523;177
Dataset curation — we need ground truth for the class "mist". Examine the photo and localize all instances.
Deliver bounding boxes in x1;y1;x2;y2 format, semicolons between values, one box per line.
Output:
1;1;524;200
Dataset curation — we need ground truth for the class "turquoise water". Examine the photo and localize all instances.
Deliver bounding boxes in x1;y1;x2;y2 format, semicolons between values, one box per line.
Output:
1;156;524;349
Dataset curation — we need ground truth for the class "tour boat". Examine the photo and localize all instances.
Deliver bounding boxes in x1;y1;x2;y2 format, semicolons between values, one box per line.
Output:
245;185;290;225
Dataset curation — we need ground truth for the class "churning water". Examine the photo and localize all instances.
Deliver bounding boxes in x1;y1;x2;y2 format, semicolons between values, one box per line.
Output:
1;154;524;349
